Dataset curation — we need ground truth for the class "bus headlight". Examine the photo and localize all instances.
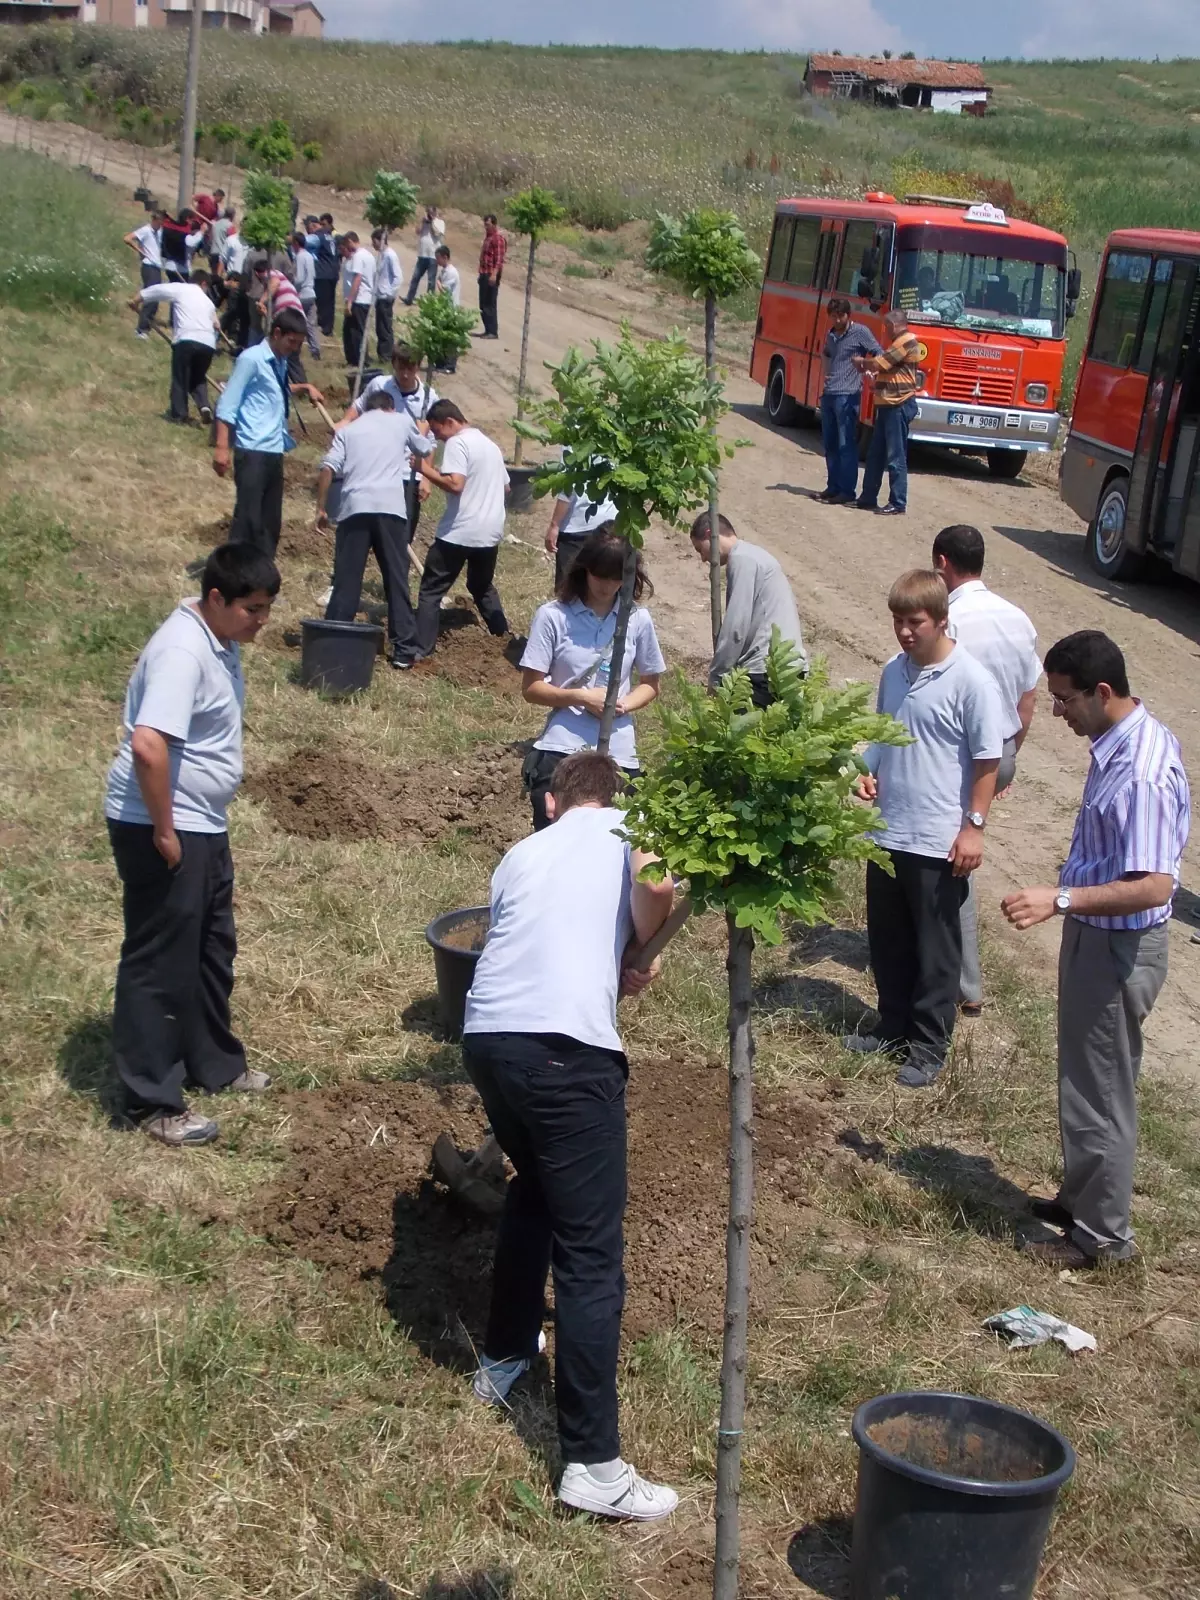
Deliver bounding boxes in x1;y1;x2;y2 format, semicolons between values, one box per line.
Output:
1025;382;1049;405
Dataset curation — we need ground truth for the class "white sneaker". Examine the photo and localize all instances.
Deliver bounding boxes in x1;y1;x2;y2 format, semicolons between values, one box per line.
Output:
558;1461;679;1522
473;1354;530;1405
228;1068;271;1093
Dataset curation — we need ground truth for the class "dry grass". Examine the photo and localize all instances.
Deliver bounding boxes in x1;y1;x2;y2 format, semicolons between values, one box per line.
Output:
1;164;1199;1599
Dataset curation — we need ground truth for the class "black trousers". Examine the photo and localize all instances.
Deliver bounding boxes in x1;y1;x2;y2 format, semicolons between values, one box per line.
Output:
866;853;968;1070
314;276;337;335
229;449;284;555
220;281;251;351
342;301;369;367
108;822;246;1120
169;339;214;421
414;539;508;658
522;747;639;833
403;479;423;541
554;533;588;591
137;262;163;332
374;297;395;362
463;1030;627;1465
478;273;500;336
326;511;416;659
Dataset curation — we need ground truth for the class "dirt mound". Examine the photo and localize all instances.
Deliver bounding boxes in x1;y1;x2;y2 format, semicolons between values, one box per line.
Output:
245;739;528;855
412;603;525;693
259;1055;842;1361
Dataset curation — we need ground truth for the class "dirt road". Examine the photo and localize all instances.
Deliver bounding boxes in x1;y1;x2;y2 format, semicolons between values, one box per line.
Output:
18;111;1199;1089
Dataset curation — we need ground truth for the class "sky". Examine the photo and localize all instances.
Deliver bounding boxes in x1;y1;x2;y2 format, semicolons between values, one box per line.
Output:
319;0;1200;59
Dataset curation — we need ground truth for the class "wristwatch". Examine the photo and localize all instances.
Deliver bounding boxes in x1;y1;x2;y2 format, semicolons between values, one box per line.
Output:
1054;889;1073;915
965;811;986;829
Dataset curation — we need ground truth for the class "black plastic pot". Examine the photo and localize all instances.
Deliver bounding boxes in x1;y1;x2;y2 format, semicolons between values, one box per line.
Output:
298;618;382;697
425;906;490;1040
850;1391;1075;1600
133;186;150;202
505;464;537;515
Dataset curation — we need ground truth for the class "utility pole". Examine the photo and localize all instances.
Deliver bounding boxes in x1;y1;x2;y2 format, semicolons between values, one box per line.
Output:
176;0;204;214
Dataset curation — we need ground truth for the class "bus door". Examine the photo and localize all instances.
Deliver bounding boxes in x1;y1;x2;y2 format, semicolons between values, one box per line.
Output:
1125;257;1200;557
807;219;895;411
774;212;823;405
803;220;844;409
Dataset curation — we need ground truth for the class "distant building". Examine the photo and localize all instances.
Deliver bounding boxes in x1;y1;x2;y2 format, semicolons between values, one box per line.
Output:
0;0;324;35
805;54;990;115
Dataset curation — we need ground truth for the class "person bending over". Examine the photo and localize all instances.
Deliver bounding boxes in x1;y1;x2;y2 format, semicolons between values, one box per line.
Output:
690;512;807;707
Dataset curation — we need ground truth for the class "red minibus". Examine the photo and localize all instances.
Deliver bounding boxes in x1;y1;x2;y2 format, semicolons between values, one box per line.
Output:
1061;228;1200;582
751;193;1077;478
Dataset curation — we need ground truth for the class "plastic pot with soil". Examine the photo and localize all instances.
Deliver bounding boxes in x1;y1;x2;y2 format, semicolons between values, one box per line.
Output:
425;906;490;1040
133;186;150;203
505;463;538;515
849;1390;1075;1600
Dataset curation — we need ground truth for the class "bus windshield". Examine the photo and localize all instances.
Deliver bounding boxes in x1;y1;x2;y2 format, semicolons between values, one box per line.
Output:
895;243;1065;340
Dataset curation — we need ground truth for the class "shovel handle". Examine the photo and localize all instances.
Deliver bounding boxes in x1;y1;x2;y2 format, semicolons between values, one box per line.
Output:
626;896;692;973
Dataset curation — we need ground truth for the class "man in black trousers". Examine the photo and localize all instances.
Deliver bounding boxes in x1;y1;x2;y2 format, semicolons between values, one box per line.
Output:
103;545;280;1146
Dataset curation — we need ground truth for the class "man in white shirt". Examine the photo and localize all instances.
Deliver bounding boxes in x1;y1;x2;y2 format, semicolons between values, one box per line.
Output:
317;391;434;667
463;750;679;1522
290;229;321;360
413;401;511;659
339;344;437;535
125;209;166;337
104;543;279;1148
434;245;463;373
370;227;402;364
339;232;376;368
544;452;619;587
404;205;446;303
846;569;1004;1087
130;268;220;425
933;523;1042;1017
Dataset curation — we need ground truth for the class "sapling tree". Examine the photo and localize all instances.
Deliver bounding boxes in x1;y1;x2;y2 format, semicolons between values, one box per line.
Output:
246;117;295;176
522;324;730;755
620;637;910;1600
300;139;323;173
241;170;294;324
505;185;565;465
402;289;477;417
210;121;242;196
646;210;760;647
353;170;421;400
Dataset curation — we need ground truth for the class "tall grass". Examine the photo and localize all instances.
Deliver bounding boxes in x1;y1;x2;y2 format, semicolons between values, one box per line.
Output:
0;145;122;309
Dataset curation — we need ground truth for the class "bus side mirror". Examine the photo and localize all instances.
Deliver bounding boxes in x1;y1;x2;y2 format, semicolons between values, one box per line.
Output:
1066;267;1082;319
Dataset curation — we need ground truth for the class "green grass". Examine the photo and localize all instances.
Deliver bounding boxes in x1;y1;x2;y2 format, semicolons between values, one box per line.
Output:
0;144;123;309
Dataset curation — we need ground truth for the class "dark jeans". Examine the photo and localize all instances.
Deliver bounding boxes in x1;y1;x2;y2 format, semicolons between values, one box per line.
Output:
220;280;251;351
375;297;395;363
326;511;416;659
554;533;588;591
137;262;163;332
342;301;369;367
314;276;337;336
108;822;246;1120
403;479;423;540
230;449;284;555
415;538;508;658
860;398;918;512
866;853;967;1071
404;255;438;303
478;272;500;336
463;1030;628;1464
747;673;773;709
169;339;214;421
820;391;860;498
522;747;638;832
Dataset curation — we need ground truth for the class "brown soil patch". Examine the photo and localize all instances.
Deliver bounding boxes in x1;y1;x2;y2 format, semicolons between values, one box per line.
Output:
437;912;490;952
258;1055;843;1363
244;738;528;855
867;1411;1049;1483
412;603;526;693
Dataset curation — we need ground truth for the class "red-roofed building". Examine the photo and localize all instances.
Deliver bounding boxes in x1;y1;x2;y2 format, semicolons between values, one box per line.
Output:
805;54;990;115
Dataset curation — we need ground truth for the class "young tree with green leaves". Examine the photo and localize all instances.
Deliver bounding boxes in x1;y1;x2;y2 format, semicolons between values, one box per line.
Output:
209;121;242;197
646;209;760;648
245;117;295;176
505;185;565;465
353;170;421;400
523;324;731;755
401;289;477;417
621;638;910;1600
300;139;323;173
241;171;294;325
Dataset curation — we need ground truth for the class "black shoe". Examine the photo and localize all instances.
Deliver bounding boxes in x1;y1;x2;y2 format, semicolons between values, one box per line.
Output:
896;1056;944;1088
1029;1196;1074;1229
391;654;415;670
876;504;906;517
855;499;879;511
831;492;858;505
816;488;840;503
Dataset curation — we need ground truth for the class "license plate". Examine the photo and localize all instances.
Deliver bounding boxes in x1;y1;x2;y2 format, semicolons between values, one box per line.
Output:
948;410;1000;431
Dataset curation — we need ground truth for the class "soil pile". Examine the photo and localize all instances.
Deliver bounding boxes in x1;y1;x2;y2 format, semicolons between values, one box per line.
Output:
412;604;526;692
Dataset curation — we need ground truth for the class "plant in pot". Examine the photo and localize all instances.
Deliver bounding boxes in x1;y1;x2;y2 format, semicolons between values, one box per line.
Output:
620;635;909;1600
241;170;294;325
646;209;760;646
350;169;421;402
504;184;566;508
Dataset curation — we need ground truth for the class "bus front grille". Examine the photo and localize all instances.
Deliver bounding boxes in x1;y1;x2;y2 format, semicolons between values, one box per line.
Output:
939;359;1017;406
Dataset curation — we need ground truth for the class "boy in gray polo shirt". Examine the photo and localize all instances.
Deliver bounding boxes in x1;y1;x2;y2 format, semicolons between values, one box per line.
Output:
847;570;1004;1086
104;544;280;1146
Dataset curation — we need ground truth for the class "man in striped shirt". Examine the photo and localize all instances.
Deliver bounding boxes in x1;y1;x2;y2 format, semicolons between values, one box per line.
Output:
854;309;923;516
1002;630;1190;1268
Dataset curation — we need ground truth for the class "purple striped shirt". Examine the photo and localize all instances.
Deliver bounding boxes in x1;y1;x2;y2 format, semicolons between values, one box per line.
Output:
1060;702;1190;930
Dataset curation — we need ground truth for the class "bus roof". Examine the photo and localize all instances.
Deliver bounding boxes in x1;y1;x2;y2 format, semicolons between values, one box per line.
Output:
1105;227;1200;256
775;196;1067;247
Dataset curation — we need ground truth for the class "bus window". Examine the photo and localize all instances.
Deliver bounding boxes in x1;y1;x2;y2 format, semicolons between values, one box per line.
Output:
766;217;794;282
838;221;881;299
895;240;1065;338
786;216;821;287
1089;251;1152;367
1133;259;1175;375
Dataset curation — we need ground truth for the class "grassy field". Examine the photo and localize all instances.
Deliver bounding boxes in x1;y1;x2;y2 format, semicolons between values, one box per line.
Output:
1;150;1200;1599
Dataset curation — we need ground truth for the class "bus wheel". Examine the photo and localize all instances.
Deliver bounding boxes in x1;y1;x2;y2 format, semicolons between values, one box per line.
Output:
765;364;800;427
1089;477;1144;582
987;449;1027;480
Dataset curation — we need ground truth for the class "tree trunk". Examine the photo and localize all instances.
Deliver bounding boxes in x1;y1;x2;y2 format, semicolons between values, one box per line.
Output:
705;291;723;651
713;915;755;1600
596;539;639;758
351;228;382;402
513;233;537;467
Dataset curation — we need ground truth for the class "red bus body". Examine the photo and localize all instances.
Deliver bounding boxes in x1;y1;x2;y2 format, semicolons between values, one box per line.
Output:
751;195;1071;472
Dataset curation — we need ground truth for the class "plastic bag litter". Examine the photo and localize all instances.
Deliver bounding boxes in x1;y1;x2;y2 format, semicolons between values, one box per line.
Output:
984;1305;1097;1354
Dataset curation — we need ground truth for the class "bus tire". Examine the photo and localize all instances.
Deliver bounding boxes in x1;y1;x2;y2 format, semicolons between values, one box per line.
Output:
987;449;1027;480
1088;476;1144;582
765;363;800;427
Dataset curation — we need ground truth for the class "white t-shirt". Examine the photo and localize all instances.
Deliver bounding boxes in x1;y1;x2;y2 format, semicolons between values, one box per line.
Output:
105;603;245;834
417;214;446;257
375;245;402;300
463;805;634;1052
522;598;666;769
434;427;509;548
134;223;163;269
946;579;1041;743
343;246;376;306
139;281;218;349
221;232;247;276
352;376;438;479
437;262;462;306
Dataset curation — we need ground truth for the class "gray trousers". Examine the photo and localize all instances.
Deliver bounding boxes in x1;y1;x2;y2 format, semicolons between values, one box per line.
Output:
958;737;1018;1006
1056;918;1169;1258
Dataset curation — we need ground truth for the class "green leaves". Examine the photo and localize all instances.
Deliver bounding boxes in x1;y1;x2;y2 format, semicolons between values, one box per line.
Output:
245;117;295;173
401;288;477;366
300;140;323;166
646;208;761;302
506;184;566;241
364;170;420;232
621;635;912;946
241;171;293;252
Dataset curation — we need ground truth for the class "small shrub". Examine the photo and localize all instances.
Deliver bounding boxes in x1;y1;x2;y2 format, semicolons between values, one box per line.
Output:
560;182;631;232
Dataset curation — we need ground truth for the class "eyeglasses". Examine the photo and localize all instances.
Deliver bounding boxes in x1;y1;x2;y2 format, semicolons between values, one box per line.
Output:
1049;688;1088;709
